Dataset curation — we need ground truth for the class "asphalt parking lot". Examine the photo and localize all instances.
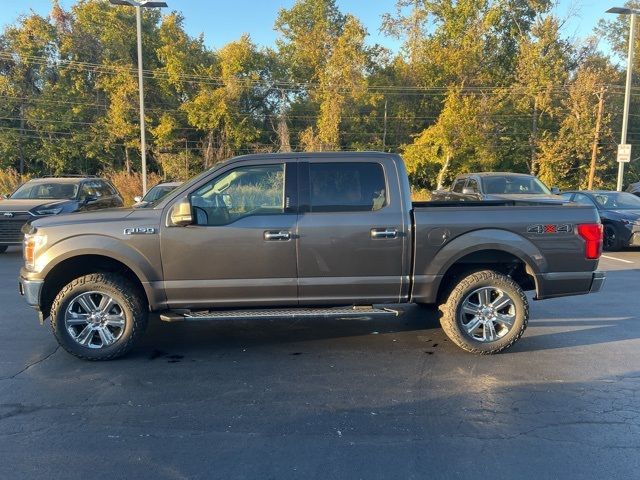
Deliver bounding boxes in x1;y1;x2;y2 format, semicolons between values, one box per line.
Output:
1;247;640;479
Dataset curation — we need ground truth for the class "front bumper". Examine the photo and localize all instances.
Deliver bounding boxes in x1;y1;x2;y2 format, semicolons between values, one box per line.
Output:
19;277;43;309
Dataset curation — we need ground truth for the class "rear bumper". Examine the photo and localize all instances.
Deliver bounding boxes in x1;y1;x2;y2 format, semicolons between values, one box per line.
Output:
19;276;43;309
535;271;605;300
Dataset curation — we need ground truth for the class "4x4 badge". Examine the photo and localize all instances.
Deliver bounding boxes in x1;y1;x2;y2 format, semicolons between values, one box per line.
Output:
527;224;572;234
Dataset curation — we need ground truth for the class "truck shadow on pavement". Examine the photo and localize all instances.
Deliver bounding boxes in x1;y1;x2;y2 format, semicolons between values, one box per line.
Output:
130;301;640;359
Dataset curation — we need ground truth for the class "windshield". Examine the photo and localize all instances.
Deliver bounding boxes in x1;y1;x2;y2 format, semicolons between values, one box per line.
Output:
11;182;79;200
592;192;640;210
143;185;177;203
482;175;551;195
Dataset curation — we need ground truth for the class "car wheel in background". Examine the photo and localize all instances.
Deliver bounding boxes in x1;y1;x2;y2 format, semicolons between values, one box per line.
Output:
603;224;622;252
439;270;528;354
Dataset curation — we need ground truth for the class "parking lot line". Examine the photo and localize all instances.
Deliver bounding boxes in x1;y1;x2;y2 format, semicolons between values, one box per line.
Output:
601;255;635;264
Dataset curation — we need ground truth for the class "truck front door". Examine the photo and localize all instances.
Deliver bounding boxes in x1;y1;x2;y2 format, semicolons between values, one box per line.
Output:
296;156;408;305
161;159;298;309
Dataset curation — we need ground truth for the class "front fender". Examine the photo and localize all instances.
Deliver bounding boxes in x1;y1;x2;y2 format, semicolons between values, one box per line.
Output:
35;234;160;283
30;234;166;311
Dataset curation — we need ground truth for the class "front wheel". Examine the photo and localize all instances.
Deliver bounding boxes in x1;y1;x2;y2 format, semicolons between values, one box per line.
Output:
50;273;148;360
439;270;528;354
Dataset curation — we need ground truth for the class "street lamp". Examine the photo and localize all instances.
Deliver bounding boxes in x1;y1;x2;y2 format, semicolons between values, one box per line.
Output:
606;7;639;191
109;0;167;195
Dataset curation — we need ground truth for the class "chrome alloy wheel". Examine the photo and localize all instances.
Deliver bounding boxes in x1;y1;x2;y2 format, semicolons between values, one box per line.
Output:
65;291;125;349
459;287;516;342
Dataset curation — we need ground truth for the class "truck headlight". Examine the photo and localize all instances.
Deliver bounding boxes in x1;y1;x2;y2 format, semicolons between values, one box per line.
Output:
23;233;47;271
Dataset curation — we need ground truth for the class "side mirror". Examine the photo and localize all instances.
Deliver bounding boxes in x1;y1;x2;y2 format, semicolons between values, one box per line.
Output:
133;196;143;203
550;187;560;194
462;187;476;195
169;197;192;226
83;195;98;205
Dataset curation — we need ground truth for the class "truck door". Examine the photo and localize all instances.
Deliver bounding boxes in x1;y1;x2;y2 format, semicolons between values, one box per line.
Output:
296;156;408;305
160;159;298;309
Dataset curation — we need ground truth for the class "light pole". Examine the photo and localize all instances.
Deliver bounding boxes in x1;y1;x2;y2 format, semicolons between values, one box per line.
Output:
109;0;167;195
607;7;639;191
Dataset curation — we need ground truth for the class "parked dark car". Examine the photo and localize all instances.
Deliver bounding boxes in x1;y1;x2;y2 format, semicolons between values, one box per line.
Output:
561;190;640;251
133;181;181;208
432;172;563;202
0;176;123;253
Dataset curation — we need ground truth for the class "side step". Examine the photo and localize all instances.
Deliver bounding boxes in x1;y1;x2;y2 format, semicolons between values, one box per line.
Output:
159;306;400;323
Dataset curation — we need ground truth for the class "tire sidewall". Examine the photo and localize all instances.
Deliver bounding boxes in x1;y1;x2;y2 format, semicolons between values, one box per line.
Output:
444;271;528;354
603;224;622;251
51;275;140;360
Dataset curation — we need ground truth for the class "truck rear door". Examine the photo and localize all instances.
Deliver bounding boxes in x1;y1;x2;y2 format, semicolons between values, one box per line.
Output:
296;156;408;304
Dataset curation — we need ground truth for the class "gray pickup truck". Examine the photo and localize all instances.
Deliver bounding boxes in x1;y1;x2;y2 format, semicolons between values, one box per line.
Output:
19;152;605;360
432;172;563;202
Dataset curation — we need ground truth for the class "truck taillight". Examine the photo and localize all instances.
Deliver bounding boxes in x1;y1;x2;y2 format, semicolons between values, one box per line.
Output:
577;224;603;260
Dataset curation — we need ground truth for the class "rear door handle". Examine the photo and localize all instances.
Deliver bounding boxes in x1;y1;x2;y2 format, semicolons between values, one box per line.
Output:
371;228;398;239
264;230;291;241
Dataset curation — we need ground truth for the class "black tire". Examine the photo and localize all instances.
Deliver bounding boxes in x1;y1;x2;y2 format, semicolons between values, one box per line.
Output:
50;273;148;361
439;270;528;354
0;245;7;254
603;224;623;251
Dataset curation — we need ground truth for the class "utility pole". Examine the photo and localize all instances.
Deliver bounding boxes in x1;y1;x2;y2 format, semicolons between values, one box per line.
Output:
382;99;388;150
606;7;639;191
18;102;25;175
109;0;167;194
135;5;148;194
588;87;606;190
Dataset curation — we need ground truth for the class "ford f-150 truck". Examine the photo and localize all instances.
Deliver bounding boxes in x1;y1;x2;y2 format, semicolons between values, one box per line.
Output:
18;152;605;360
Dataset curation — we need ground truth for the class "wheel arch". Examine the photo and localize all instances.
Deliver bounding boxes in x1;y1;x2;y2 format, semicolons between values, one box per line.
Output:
412;229;544;304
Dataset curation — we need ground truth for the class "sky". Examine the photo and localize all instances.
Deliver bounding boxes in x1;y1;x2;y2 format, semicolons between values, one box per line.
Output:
0;0;616;56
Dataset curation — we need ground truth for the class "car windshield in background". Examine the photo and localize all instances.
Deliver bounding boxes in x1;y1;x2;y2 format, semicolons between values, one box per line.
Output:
11;182;78;200
593;192;640;210
144;185;176;203
482;176;551;195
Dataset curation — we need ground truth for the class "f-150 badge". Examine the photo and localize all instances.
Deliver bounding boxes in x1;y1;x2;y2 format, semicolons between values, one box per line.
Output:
124;227;157;235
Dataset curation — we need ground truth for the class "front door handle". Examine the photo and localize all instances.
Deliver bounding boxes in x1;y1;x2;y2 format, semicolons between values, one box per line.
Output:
371;228;399;239
264;230;291;241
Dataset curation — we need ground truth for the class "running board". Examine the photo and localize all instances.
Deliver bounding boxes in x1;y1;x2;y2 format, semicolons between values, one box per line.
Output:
159;306;400;323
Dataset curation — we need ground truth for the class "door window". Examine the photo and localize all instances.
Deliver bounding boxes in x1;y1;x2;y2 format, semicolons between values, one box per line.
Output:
466;178;479;193
191;164;285;226
452;179;465;193
309;162;387;212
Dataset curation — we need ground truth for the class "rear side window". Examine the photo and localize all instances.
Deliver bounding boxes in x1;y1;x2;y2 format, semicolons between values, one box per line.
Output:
309;162;387;213
452;179;465;193
573;193;595;206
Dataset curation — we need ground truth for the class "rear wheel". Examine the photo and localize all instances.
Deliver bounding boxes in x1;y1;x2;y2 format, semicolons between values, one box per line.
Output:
439;270;528;354
603;224;623;251
50;273;148;360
